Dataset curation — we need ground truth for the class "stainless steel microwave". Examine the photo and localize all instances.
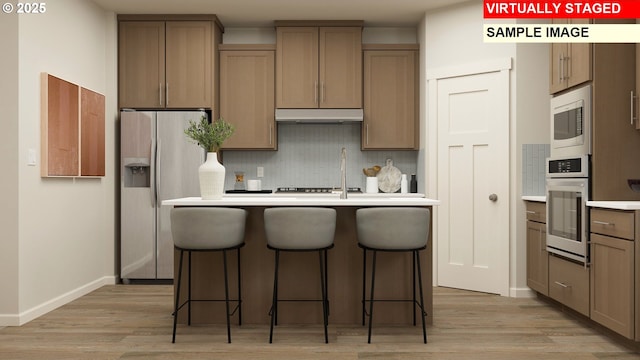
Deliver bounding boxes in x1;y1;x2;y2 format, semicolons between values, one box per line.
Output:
550;84;591;157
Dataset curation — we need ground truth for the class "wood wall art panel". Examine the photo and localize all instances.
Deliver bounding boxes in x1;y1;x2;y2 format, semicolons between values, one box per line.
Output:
80;87;105;176
41;73;105;178
41;74;79;176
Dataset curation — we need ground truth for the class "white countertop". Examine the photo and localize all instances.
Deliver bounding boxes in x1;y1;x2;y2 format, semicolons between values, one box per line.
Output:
163;194;440;207
586;201;640;210
522;196;545;202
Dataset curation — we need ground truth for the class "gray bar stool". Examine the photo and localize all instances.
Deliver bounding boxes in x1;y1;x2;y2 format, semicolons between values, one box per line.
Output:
356;207;430;344
170;207;247;343
263;207;337;344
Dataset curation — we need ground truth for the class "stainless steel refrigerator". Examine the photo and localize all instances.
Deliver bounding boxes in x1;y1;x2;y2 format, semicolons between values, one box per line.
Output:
120;110;205;281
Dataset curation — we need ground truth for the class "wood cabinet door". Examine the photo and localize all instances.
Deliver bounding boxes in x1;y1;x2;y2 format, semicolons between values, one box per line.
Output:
276;27;319;108
526;220;548;296
549;41;568;94
220;50;276;149
319;27;362;108
165;21;212;109
590;233;634;339
118;21;165;108
567;19;592;89
363;50;416;149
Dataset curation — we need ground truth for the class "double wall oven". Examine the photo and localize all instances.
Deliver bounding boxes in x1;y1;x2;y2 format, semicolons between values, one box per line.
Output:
546;84;591;264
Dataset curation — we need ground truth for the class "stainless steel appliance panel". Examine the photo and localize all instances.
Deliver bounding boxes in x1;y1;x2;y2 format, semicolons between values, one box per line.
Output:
156;112;204;279
550;84;591;158
121;110;205;280
546;177;589;263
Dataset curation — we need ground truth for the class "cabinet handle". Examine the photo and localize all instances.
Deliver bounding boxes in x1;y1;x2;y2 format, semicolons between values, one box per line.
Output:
321;82;325;104
558;55;563;82
269;124;273;146
159;83;163;106
166;83;169;106
631;91;637;126
526;210;537;214
366;124;369;145
564;55;570;80
592;220;613;226
554;281;570;288
314;81;318;105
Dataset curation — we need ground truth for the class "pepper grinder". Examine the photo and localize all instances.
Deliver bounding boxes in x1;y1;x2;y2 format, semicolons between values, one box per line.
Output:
410;174;417;193
400;174;408;193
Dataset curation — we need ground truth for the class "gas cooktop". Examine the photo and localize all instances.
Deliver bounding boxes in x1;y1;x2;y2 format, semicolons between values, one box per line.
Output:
276;187;362;194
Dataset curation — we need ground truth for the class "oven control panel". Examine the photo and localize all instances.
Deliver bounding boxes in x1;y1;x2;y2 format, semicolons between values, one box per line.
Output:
546;154;589;178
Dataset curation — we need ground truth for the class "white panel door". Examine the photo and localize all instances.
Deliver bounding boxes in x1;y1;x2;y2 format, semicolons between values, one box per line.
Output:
436;70;509;296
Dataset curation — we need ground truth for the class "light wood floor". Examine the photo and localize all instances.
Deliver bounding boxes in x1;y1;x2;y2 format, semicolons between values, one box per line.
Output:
0;285;638;359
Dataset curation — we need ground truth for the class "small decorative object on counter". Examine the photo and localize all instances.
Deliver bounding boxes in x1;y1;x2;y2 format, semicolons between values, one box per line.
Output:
366;176;379;193
377;159;402;193
234;171;245;190
184;115;235;200
401;174;408;193
410;174;417;193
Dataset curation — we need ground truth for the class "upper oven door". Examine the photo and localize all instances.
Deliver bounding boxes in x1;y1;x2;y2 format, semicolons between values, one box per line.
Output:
550;84;591;157
545;177;589;263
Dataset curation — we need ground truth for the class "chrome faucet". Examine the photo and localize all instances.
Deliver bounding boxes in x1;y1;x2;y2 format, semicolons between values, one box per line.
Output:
340;147;347;199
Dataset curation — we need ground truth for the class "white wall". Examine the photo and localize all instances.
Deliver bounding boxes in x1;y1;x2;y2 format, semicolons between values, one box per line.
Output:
0;10;20;321
421;0;549;296
0;0;118;325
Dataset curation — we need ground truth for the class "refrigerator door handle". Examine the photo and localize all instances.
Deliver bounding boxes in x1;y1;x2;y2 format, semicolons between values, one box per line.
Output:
150;139;157;208
156;138;161;204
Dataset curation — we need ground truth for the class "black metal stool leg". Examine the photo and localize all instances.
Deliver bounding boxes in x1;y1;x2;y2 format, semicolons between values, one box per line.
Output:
188;251;192;326
319;250;329;343
223;250;231;343
367;250;377;344
325;248;330;318
416;250;427;344
412;250;416;326
172;249;184;343
237;248;242;326
361;247;366;326
269;250;280;343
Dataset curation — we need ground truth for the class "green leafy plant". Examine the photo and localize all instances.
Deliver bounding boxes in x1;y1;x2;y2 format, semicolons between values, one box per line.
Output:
184;115;235;153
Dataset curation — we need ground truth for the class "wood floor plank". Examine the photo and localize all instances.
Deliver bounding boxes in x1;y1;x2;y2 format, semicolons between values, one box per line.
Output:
0;285;638;359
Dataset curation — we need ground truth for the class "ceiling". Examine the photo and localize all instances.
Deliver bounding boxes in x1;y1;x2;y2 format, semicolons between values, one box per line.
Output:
89;0;471;27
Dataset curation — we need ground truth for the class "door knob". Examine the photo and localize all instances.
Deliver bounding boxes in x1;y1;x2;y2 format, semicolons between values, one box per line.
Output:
489;194;498;201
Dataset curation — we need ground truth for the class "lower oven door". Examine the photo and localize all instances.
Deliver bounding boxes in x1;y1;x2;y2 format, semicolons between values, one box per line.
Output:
546;177;589;263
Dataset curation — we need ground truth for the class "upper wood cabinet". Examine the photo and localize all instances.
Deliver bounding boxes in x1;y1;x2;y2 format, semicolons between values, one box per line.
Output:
220;45;276;150
549;19;591;94
362;46;418;150
118;16;221;110
276;25;362;109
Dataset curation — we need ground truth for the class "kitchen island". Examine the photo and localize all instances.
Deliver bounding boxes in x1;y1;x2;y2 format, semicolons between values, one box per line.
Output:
163;195;439;326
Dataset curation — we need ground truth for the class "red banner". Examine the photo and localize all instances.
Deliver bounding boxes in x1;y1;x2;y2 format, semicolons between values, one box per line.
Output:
484;0;640;18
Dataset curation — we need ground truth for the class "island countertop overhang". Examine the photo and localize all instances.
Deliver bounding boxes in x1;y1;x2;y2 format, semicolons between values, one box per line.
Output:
163;195;441;207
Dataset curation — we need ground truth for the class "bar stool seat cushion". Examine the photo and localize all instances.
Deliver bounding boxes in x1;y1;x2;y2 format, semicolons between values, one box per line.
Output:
356;207;430;250
264;207;336;250
171;207;247;250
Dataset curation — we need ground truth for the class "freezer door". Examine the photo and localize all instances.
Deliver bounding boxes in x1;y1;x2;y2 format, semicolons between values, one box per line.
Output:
156;111;205;279
120;111;156;279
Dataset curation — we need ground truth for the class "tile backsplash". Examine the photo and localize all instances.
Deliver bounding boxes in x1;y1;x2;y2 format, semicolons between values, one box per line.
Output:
222;123;418;191
522;144;549;196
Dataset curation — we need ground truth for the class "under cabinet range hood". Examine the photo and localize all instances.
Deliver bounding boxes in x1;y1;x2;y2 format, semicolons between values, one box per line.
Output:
275;108;363;123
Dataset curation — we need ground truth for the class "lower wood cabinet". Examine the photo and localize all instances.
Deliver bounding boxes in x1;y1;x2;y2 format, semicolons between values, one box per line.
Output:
590;208;636;340
548;254;590;317
526;201;548;295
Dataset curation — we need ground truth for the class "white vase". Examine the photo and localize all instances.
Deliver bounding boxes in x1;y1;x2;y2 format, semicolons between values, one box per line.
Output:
199;152;225;200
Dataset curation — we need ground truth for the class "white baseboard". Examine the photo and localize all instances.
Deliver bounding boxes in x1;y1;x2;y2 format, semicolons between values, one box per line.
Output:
510;286;536;298
0;276;116;327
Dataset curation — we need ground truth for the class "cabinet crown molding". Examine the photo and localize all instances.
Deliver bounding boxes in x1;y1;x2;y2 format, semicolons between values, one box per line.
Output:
274;20;364;27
